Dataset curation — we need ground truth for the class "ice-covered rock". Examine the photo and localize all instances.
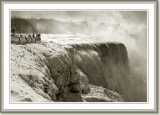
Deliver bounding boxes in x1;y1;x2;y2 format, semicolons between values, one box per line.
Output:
11;40;129;102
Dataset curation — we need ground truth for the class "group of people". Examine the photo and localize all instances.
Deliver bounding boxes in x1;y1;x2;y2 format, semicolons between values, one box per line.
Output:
15;33;41;43
25;33;41;43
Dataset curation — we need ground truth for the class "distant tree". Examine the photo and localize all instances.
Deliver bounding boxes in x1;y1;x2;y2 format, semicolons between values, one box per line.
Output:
11;17;38;34
11;26;16;35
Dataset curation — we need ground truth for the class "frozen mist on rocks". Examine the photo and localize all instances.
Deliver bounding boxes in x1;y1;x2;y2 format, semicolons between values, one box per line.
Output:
10;11;147;102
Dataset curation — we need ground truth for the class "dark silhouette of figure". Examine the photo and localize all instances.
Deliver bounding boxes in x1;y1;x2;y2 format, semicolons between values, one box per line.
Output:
25;36;28;42
36;33;41;41
39;33;41;41
33;34;36;42
18;35;23;42
28;34;32;42
33;34;35;38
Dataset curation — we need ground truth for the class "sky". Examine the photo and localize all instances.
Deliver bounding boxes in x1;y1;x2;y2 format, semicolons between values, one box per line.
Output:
11;11;147;24
11;11;147;34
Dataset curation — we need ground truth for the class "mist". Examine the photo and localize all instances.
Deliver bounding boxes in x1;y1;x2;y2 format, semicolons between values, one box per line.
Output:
12;11;147;101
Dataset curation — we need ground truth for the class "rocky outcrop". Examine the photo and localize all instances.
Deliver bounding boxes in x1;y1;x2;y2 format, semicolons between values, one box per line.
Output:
11;41;129;102
71;42;130;99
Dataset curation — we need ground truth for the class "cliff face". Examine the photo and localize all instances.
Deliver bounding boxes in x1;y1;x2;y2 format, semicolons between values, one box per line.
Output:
11;41;130;102
72;43;129;94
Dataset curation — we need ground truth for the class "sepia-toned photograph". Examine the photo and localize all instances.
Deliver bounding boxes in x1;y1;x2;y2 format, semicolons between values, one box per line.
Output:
10;10;147;103
1;0;158;112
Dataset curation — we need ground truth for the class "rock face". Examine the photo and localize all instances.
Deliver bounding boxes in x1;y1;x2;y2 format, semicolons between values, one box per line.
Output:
72;43;129;94
82;84;123;102
11;41;129;102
